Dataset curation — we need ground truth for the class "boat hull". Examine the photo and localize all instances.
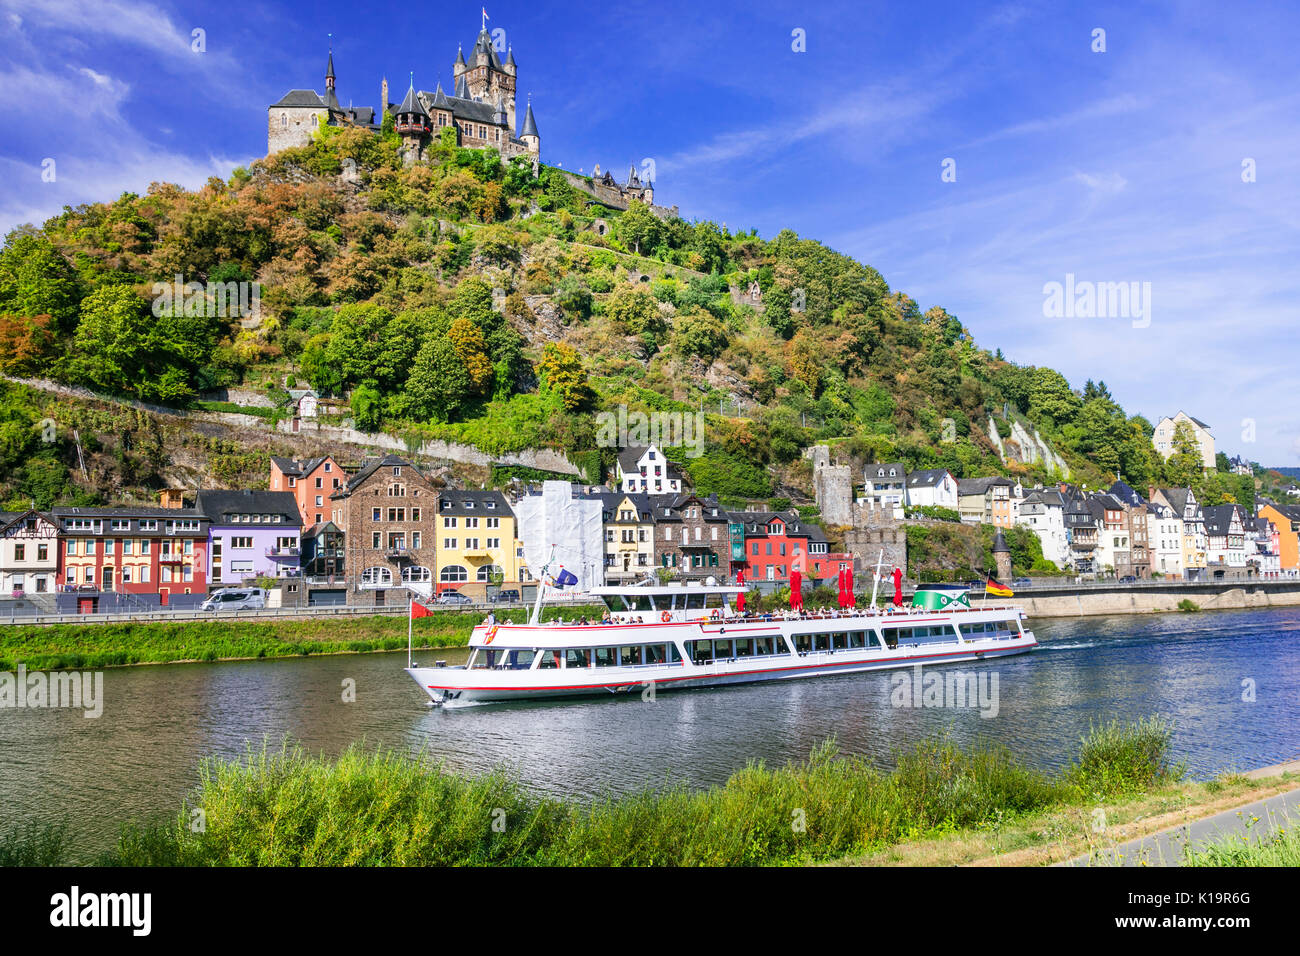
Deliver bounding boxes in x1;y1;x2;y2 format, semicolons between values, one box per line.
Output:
407;635;1037;705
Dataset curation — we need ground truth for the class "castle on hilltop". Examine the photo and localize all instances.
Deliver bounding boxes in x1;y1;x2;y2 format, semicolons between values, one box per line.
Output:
267;20;540;163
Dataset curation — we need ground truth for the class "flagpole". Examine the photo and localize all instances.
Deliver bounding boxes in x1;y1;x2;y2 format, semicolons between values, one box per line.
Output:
407;597;413;668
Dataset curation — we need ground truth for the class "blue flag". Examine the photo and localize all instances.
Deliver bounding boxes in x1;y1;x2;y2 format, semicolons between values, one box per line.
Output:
555;568;578;589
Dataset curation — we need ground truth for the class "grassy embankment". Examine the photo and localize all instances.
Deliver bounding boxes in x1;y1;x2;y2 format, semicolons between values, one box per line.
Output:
0;605;602;671
6;716;1286;867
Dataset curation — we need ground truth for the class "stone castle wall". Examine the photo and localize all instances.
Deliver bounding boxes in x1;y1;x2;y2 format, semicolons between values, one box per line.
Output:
267;107;324;154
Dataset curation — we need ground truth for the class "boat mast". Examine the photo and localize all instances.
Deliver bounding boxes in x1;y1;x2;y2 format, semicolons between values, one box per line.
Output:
868;549;884;610
528;545;557;625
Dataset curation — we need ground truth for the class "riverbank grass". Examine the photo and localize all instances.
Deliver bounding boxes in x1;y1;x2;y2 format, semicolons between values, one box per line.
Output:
64;716;1203;867
0;605;601;671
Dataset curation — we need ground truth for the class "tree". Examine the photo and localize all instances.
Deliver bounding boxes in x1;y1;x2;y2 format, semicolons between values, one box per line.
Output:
619;200;661;256
72;286;205;403
537;342;594;411
0;232;80;330
672;309;728;363
350;384;383;431
0;314;56;375
326;302;394;387
691;221;727;273
1165;421;1204;487
405;338;473;422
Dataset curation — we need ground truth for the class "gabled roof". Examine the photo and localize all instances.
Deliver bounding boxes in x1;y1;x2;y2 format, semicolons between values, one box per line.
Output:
1108;479;1145;507
906;468;953;488
270;455;330;478
301;520;342;539
956;476;1014;495
438;489;512;517
594;491;654;523
270;89;327;109
196;490;302;527
864;462;906;481
1203;504;1244;536
335;454;432;496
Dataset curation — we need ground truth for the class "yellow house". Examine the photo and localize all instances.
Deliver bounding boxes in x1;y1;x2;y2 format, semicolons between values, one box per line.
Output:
435;490;520;593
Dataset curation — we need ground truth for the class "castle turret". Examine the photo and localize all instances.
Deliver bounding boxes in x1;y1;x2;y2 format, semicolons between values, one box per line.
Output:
326;51;335;94
519;95;539;155
993;530;1012;583
394;74;431;164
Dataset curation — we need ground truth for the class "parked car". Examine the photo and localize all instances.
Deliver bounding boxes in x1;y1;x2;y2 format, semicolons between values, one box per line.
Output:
201;587;267;612
435;590;473;605
1012;577;1032;588
491;589;521;603
1119;575;1137;584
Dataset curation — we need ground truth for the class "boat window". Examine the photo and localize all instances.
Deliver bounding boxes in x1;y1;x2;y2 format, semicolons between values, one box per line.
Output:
601;596;625;612
619;645;641;666
686;593;706;610
565;648;591;669
704;592;725;608
832;632;848;650
629;594;653;612
644;644;666;665
537;650;559;669
849;631;866;648
466;649;479;668
734;638;754;657
794;633;812;653
812;633;830;652
668;643;682;664
690;641;711;664
504;649;535;670
594;646;617;667
470;648;500;669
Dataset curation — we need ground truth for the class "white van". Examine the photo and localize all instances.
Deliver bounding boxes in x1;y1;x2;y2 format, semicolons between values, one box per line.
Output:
201;587;267;612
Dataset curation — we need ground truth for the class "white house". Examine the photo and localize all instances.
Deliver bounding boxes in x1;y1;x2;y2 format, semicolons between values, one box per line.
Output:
1015;489;1069;569
860;462;907;520
615;445;683;496
905;468;959;510
0;510;60;597
1146;503;1184;578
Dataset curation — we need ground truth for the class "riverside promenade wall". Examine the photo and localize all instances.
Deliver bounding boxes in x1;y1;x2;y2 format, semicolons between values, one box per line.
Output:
1013;579;1300;618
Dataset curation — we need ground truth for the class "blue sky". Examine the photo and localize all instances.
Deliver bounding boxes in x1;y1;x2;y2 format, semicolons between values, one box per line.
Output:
1;0;1297;467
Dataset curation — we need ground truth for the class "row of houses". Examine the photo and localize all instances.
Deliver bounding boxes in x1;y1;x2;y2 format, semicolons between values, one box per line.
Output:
860;463;1022;527
1018;480;1292;580
0;445;855;612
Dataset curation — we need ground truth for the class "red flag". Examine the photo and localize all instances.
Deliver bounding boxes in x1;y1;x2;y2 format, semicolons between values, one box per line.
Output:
410;600;432;619
736;569;746;611
892;567;903;607
790;567;802;610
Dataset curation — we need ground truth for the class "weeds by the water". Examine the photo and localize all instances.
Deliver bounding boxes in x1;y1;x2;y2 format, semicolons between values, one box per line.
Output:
1064;716;1186;800
72;718;1187;867
0;822;67;866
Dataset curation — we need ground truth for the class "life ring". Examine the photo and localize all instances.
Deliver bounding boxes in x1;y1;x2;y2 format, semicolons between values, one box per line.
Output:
660;611;672;623
484;625;498;644
709;609;721;620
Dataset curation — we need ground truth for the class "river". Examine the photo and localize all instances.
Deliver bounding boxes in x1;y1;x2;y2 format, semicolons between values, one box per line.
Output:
2;606;1298;861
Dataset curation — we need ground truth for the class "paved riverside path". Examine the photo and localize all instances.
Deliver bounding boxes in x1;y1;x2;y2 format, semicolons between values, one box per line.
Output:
1060;760;1300;866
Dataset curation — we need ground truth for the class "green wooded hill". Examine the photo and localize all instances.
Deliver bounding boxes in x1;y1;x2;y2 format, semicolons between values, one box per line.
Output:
0;124;1257;512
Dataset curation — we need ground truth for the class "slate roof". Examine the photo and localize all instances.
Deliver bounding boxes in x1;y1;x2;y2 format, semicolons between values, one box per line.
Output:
864;462;907;482
520;101;539;138
301;521;342;540
334;454;431;496
956;476;1015;495
437;489;513;518
196;490;302;527
594;491;654;523
271;89;328;108
1203;505;1243;536
271;455;329;478
906;468;953;488
1108;479;1145;507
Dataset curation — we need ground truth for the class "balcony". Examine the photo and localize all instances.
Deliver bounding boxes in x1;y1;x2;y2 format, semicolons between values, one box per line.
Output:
384;546;413;562
266;545;301;558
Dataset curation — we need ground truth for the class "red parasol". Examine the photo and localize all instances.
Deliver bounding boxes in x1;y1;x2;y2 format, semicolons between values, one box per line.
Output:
736;569;746;611
892;567;903;607
790;567;803;610
845;565;855;608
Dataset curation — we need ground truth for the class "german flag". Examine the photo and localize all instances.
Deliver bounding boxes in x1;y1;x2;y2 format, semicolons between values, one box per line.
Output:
985;576;1013;597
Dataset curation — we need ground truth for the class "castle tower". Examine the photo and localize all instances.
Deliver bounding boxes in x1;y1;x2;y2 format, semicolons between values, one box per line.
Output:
380;76;389;123
993;530;1012;582
519;94;539;156
393;74;431;164
462;25;516;129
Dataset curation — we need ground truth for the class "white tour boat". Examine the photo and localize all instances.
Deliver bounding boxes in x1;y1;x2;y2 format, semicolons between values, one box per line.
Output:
405;577;1037;706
